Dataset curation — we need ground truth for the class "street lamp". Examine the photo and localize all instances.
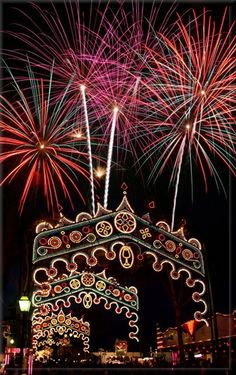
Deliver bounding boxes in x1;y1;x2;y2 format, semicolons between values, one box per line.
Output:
19;296;31;313
19;295;31;375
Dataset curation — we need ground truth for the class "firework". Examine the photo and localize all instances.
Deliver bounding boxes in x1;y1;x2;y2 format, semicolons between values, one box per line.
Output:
139;7;236;229
0;62;101;214
3;1;176;209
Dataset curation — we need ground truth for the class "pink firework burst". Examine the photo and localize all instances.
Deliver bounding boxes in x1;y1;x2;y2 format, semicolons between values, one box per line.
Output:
140;7;236;188
138;7;236;228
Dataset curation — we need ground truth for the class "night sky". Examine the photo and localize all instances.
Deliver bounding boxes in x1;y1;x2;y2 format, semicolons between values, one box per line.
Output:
1;0;235;353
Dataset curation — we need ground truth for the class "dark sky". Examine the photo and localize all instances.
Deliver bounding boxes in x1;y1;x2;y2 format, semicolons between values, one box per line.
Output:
1;0;235;353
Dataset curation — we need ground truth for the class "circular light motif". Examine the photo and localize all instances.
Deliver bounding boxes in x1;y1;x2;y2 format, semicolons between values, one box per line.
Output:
182;249;193;260
170;270;179;279
192;292;200;302
124;294;131;302
69;279;81;290
82;226;91;234
51;319;57;325
96;280;106;291
96;221;113;237
41;283;51;294
194;312;202;321
105;251;116;260
40;306;49;315
58;314;65;324
119;245;134;269
48;236;62;249
158;234;165;241
186;278;194;287
114;212;136;233
165;240;176;252
153;262;162;272
137;254;144;261
34;295;42;303
87;233;96;243
37;248;48;256
87;257;97;266
113;289;120;297
65;319;71;325
69;231;82;243
66;262;78;272
39;237;48;246
81;273;95;286
54;285;62;293
153;240;162;249
47;268;58;277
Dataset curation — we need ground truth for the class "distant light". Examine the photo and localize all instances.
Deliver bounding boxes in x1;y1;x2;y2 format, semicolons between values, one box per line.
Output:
10;338;15;345
186;124;190;130
75;132;83;139
113;106;119;113
95;167;106;178
80;84;86;91
194;353;203;358
40;144;45;149
201;89;206;96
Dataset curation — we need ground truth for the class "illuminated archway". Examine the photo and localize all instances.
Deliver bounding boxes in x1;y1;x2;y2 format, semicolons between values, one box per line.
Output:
32;307;90;353
33;192;207;331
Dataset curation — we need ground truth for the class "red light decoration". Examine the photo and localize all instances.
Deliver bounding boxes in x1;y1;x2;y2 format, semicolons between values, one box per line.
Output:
148;201;155;209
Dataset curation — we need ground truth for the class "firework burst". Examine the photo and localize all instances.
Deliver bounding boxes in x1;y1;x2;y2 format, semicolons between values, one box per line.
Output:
0;62;101;215
138;7;236;229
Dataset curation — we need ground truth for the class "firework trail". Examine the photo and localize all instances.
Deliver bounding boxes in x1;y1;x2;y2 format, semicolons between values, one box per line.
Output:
104;106;119;209
139;7;236;229
80;84;95;216
0;62;100;214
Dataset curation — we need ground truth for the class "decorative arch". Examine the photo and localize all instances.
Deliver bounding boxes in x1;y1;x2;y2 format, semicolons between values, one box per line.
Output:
32;192;208;327
32;270;139;341
32;307;90;352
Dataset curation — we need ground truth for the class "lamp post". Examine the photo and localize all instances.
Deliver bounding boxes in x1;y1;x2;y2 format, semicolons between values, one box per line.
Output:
18;295;31;375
